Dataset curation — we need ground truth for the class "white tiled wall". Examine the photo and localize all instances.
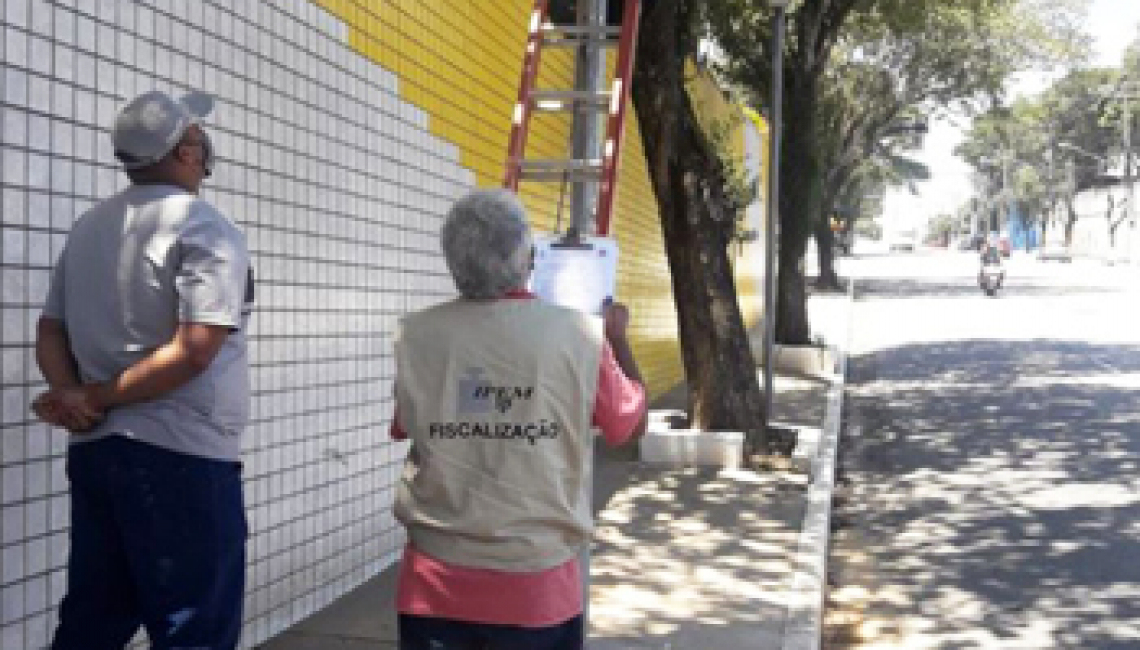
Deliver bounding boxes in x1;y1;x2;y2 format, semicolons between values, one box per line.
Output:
0;1;469;647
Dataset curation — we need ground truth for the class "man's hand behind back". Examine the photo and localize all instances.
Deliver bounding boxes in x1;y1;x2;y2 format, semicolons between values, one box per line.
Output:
32;387;104;434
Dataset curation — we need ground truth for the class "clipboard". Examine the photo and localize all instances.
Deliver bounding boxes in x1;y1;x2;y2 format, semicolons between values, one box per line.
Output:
528;233;619;314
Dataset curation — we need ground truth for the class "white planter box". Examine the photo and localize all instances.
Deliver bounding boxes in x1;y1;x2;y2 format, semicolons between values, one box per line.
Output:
639;413;744;469
760;344;837;379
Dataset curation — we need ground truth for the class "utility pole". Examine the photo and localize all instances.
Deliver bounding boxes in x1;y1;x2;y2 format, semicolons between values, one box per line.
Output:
1046;147;1055;244
569;0;607;240
761;0;789;435
1119;84;1135;257
998;150;1010;235
1066;160;1076;247
1105;80;1140;261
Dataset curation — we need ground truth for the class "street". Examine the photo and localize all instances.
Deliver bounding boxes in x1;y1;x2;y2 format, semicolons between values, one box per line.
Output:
824;248;1140;649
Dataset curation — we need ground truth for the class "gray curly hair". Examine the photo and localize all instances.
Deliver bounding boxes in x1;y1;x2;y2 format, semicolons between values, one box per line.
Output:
441;189;533;299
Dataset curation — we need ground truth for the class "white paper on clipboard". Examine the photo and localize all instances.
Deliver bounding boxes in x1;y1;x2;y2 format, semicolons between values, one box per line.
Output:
528;234;619;314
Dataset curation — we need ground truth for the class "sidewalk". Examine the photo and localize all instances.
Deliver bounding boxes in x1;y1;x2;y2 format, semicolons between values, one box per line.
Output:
259;287;851;650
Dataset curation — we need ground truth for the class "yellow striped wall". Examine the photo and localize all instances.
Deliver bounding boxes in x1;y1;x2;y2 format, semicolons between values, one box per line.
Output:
306;1;767;398
686;63;768;331
307;0;689;398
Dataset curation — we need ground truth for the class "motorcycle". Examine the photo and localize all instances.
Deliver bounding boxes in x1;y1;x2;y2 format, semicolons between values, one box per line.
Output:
978;263;1004;296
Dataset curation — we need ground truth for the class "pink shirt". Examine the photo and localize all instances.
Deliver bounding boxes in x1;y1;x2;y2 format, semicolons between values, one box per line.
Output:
390;294;647;626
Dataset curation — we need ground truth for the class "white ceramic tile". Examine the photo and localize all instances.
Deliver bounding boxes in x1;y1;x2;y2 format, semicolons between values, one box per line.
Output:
95;21;115;59
72;162;93;196
29;35;51;76
50;160;73;195
27;152;50;189
2;186;28;227
53;7;75;42
3;66;29;107
25;498;48;538
74;12;95;52
0;542;24;584
1;583;25;626
24;460;48;500
0;462;26;502
4;26;28;68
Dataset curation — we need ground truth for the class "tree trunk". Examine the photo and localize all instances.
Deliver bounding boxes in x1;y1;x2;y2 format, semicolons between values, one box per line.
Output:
775;77;819;345
631;0;770;455
814;216;842;290
1104;195;1120;247
1064;196;1077;246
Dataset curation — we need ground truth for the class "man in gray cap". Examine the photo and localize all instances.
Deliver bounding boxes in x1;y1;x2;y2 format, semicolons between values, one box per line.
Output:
33;90;253;649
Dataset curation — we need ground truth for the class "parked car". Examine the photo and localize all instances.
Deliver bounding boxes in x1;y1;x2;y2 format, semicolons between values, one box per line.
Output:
1038;243;1072;262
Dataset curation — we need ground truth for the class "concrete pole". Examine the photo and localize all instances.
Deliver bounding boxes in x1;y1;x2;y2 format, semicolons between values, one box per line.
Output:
1124;93;1135;262
1067;161;1076;247
761;3;787;433
569;0;607;240
998;151;1010;236
572;3;606;632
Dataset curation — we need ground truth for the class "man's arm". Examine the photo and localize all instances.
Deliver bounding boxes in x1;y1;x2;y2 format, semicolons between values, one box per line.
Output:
35;317;81;390
33;317;102;431
36;322;229;432
87;322;230;410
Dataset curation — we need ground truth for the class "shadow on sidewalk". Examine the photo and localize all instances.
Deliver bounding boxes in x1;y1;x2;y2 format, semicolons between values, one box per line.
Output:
584;374;829;649
261;373;832;650
588;457;807;649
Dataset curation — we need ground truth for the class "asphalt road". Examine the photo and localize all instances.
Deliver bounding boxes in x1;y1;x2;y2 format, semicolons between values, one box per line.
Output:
824;249;1140;649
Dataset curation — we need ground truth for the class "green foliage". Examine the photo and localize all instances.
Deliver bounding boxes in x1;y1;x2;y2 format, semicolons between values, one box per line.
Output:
853;219;883;239
705;0;1088;232
957;61;1136;228
928;213;958;239
690;0;1086;341
704;114;761;237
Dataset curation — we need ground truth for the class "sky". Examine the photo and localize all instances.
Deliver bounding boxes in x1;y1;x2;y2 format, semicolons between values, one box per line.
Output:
881;0;1140;232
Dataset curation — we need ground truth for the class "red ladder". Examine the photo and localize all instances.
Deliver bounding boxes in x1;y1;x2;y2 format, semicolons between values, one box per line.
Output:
503;0;642;236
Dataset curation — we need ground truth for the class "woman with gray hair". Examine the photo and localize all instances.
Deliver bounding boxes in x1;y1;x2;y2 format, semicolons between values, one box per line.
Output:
390;188;647;649
440;189;534;299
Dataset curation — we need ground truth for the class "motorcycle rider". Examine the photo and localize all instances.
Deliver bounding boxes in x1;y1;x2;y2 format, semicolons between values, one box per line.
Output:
978;239;1004;292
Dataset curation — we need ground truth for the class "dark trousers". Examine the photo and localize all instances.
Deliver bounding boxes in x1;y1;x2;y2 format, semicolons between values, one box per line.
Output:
51;436;247;650
398;614;584;650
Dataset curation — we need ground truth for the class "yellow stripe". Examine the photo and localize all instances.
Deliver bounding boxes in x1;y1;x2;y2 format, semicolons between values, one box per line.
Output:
305;1;781;399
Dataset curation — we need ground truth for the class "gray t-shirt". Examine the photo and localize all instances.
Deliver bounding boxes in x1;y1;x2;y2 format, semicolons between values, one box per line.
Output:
43;184;253;461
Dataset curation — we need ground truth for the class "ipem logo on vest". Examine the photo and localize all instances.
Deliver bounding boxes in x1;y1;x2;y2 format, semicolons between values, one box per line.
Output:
456;367;495;415
432;367;561;445
456;367;535;414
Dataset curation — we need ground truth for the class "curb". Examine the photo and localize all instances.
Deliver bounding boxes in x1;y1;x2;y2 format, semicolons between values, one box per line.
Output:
781;279;853;650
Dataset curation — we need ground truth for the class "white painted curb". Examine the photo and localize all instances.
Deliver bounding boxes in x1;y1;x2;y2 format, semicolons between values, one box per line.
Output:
781;279;853;650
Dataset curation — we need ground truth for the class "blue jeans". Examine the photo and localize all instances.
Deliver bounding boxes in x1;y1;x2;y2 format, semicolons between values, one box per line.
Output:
398;614;584;650
51;436;247;650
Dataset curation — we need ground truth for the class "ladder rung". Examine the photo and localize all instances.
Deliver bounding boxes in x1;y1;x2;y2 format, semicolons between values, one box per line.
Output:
542;37;619;48
530;90;611;111
541;25;620;48
517;159;604;182
541;25;621;37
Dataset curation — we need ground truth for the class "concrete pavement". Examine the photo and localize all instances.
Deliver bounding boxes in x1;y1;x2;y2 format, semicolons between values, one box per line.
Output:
258;286;852;649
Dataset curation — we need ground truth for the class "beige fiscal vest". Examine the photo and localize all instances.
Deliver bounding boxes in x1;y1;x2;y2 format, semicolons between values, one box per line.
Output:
393;298;603;572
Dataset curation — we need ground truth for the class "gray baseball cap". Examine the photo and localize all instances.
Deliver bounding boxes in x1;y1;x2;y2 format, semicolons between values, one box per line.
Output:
111;90;214;170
